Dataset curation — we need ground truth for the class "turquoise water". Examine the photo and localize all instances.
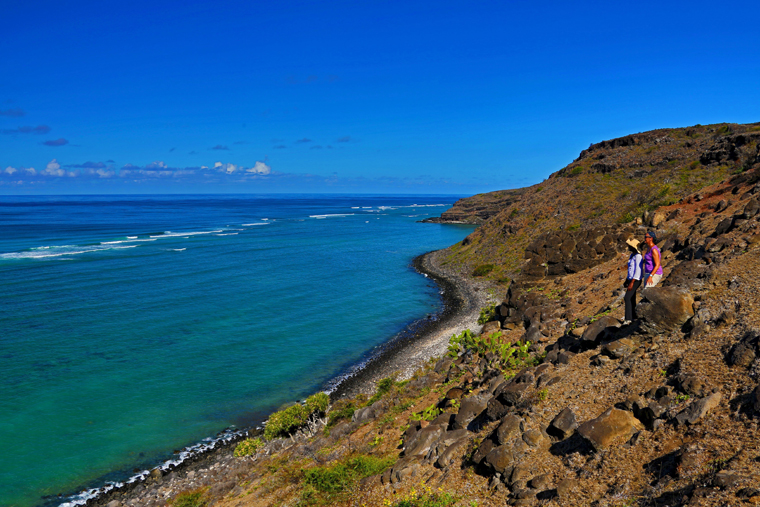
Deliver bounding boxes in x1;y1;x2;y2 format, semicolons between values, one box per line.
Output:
0;195;474;507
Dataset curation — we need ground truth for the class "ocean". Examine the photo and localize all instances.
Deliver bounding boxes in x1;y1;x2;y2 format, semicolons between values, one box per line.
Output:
0;194;474;507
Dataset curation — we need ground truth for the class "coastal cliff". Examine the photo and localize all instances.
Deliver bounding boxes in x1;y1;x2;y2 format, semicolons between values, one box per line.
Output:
89;122;760;507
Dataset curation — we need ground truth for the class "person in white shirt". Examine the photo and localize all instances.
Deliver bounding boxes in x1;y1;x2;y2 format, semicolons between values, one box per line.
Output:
623;238;643;325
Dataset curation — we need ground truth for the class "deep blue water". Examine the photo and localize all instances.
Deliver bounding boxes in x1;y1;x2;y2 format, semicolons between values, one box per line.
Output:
0;194;474;507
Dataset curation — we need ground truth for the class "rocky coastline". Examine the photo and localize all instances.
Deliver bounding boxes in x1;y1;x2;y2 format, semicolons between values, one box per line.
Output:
70;248;494;507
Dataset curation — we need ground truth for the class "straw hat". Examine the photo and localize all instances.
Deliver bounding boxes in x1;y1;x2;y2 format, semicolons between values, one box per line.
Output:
626;238;640;252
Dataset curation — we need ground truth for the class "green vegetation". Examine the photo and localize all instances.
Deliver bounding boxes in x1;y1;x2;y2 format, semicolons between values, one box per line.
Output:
367;376;408;406
172;490;207;507
390;488;459;507
537;388;548;402
477;303;497;324
233;437;264;457
447;330;536;373
264;392;329;440
569;165;583;176
301;455;395;503
326;398;357;427
472;264;495;277
410;403;441;422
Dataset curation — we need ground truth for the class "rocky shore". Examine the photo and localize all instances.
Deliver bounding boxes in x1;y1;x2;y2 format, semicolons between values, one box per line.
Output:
75;249;495;507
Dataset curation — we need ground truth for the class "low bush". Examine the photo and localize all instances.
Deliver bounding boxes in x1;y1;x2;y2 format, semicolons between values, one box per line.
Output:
390;486;458;507
172;489;206;507
447;329;536;373
326;399;356;427
303;455;395;501
264;392;329;440
366;376;407;406
472;264;495;277
477;303;496;324
233;437;264;457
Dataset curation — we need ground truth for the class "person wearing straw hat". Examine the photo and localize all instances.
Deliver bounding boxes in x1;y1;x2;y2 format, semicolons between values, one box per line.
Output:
623;238;643;325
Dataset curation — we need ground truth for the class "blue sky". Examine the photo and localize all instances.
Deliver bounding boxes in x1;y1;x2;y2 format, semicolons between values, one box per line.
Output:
1;0;759;194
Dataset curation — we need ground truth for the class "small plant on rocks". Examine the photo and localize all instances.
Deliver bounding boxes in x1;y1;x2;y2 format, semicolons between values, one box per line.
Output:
264;392;329;440
233;437;264;457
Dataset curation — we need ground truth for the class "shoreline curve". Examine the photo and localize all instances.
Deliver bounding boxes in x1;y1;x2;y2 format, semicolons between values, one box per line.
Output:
70;248;496;507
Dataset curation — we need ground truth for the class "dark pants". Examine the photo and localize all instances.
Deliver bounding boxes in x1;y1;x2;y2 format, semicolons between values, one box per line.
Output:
624;278;642;321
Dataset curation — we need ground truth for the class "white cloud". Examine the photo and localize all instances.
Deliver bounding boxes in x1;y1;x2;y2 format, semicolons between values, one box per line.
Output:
248;161;271;174
42;159;76;177
145;161;168;170
4;166;17;175
214;161;271;175
23;167;36;175
86;168;115;178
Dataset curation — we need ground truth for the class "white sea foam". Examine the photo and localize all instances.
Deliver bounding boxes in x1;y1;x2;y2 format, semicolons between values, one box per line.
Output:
57;429;243;507
242;222;269;226
216;233;238;236
101;238;157;245
127;236;138;239
309;213;355;219
0;244;138;260
150;230;223;238
171;248;186;251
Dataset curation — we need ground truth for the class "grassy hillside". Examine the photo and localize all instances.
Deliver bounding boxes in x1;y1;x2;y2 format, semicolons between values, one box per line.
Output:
440;122;760;281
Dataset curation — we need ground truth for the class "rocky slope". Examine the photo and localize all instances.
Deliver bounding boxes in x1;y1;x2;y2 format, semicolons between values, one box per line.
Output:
87;123;760;507
441;122;760;279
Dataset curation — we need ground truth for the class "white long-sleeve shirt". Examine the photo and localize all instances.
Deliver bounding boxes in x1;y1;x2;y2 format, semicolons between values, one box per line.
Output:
627;253;643;280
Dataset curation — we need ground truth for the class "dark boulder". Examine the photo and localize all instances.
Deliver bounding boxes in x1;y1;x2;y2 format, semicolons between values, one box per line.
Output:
580;315;620;348
577;408;643;450
495;414;524;445
452;394;489;430
728;330;760;368
637;287;695;335
547;407;578;440
675;391;722;426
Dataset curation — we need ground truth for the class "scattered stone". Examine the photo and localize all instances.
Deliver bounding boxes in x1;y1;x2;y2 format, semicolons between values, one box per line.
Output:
637;287;695;335
556;478;577;498
713;470;744;489
547;407;578;440
529;473;552;490
674;373;709;397
435;437;469;469
728;330;759;367
602;338;635;359
577;408;644;450
496;415;524;445
445;387;464;400
487;382;530;420
404;425;446;457
580;315;620;348
452;394;489;430
522;429;546;447
557;351;575;365
675;391;722;426
484;445;515;474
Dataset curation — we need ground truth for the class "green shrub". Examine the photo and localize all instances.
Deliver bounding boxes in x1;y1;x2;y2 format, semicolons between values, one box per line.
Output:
366;376;405;406
391;489;459;507
327;399;356;427
172;490;206;507
304;455;395;497
569;166;583;176
447;330;536;373
264;392;329;440
618;211;635;224
233;437;264;457
472;264;495;277
477;303;497;324
410;403;441;422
